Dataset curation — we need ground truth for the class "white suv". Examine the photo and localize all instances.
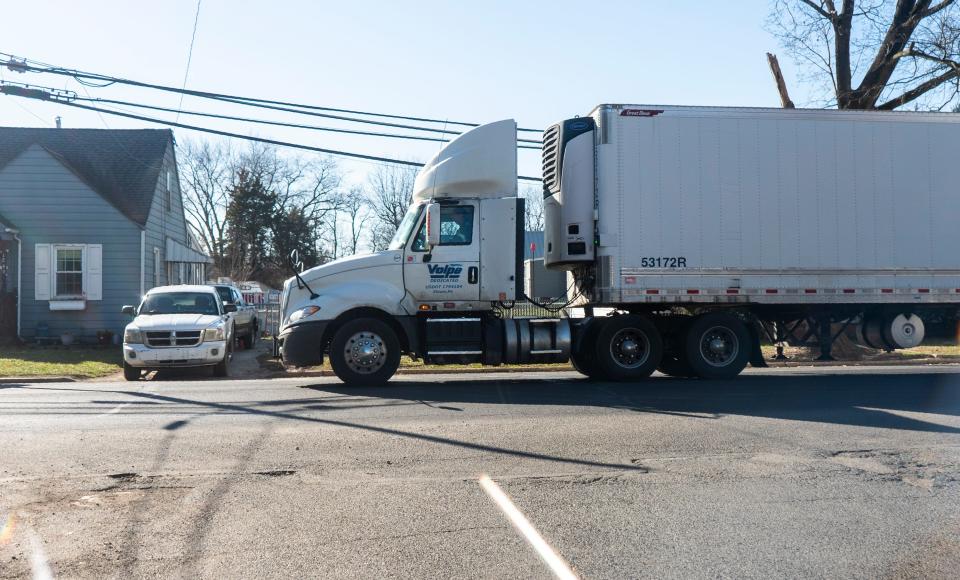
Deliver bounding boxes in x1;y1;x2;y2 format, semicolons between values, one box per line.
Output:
121;285;236;381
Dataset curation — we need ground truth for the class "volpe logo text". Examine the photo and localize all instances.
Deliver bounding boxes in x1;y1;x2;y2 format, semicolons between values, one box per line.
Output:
428;264;463;280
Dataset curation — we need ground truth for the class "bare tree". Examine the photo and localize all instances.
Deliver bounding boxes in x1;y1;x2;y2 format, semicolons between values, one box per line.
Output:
769;0;960;110
366;165;419;251
179;140;234;278
520;185;545;231
343;186;371;255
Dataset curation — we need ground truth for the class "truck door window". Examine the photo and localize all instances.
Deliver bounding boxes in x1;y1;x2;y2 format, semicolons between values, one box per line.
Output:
411;206;475;251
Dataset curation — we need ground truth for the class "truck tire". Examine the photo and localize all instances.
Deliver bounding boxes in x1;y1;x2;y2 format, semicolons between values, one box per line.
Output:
593;315;662;381
684;312;750;379
246;320;258;348
329;317;401;386
123;362;141;381
570;321;605;380
657;354;697;378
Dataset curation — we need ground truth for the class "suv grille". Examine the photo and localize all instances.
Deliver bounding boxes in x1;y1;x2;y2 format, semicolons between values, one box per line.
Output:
145;330;202;348
541;123;561;197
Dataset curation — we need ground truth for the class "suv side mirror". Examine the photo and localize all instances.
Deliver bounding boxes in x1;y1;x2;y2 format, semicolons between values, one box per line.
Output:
121;305;136;316
223;304;238;313
425;203;441;249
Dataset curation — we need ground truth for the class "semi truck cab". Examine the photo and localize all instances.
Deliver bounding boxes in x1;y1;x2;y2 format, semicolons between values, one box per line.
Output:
277;120;572;385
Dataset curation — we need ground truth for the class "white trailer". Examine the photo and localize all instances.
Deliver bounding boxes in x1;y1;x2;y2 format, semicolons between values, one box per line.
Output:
277;106;960;385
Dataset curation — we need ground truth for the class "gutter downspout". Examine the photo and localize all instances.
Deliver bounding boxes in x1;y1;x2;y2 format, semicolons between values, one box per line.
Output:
140;230;145;297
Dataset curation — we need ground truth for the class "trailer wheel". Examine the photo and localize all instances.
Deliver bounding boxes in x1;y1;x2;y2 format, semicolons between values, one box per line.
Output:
684;313;750;379
593;315;662;381
329;317;401;386
657;354;697;378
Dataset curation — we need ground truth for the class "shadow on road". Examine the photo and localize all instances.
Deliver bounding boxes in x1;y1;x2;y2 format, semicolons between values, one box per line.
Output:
309;371;960;435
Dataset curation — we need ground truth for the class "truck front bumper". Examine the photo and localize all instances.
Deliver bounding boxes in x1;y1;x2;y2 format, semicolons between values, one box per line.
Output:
123;341;227;368
278;321;328;367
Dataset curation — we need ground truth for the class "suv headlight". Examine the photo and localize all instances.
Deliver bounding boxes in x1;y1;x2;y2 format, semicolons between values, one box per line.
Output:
288;305;321;323
124;327;143;344
203;326;225;342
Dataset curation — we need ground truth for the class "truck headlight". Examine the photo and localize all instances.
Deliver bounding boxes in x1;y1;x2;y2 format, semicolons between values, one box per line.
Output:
288;305;321;323
203;326;225;342
124;327;143;344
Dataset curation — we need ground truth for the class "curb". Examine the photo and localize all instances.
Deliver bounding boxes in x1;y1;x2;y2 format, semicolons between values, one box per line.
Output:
0;376;77;384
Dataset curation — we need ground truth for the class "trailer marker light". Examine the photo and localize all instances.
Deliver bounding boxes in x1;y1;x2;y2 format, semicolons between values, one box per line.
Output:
881;288;894;294
918;288;930;293
804;289;817;294
686;289;700;294
624;276;636;284
726;289;739;294
443;302;456;308
843;289;855;294
645;289;659;295
418;304;430;311
765;289;779;294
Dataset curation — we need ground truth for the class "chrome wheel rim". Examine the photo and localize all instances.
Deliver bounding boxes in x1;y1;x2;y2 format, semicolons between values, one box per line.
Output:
345;331;387;374
699;326;739;367
609;328;650;369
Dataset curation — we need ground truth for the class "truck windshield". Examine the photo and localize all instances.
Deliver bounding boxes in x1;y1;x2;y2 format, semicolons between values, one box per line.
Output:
140;292;220;316
388;204;423;251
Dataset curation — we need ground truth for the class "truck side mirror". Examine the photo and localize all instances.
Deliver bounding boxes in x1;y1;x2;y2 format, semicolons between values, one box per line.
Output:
121;305;136;316
223;304;238;313
425;203;441;249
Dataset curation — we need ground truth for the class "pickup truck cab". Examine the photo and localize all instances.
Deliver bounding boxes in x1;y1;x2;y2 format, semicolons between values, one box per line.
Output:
211;284;258;348
121;285;236;380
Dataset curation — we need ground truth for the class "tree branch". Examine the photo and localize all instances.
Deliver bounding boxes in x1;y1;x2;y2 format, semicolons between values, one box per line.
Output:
877;66;960;108
801;0;836;19
921;0;956;17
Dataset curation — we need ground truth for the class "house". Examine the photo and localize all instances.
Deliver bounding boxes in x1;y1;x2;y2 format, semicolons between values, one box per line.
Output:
0;127;211;342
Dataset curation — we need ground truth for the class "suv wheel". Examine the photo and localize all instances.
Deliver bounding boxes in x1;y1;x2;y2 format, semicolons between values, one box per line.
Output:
123;362;141;381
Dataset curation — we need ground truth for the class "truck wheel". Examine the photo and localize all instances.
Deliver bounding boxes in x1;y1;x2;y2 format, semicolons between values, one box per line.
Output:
684;313;750;379
593;315;662;381
329;318;401;386
123;362;141;381
247;322;258;348
657;354;697;378
570;322;604;379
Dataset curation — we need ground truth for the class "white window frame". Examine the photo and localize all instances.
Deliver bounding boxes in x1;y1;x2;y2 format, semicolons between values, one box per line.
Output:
53;244;85;299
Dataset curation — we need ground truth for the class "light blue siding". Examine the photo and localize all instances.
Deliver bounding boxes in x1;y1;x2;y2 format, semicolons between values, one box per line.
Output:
0;145;142;339
143;142;191;288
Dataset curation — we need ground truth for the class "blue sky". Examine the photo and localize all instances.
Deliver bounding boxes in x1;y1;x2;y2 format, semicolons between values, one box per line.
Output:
0;0;811;183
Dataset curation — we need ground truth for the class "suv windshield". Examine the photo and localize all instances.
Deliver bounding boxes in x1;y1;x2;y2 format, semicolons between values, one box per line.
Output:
388;204;423;251
140;292;220;316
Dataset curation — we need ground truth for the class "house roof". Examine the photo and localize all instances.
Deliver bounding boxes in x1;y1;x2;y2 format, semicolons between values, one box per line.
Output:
0;211;17;232
0;127;173;226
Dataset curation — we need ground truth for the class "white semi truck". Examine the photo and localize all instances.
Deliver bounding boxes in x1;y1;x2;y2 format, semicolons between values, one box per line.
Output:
277;104;960;385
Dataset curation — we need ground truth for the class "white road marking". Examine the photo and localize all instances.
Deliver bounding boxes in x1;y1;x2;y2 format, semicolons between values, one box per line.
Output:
478;475;578;580
29;530;54;580
97;382;156;417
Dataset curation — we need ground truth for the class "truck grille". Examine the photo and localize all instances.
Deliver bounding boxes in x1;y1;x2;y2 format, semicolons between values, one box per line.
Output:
145;330;202;348
541;123;561;197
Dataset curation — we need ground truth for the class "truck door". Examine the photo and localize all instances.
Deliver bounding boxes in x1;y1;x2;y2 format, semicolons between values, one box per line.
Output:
404;202;480;303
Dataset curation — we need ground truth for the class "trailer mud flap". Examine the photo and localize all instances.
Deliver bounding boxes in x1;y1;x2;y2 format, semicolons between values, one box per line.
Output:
747;320;767;368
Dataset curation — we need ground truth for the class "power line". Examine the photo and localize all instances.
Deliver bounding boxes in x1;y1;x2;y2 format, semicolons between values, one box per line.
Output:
175;0;203;122
74;95;543;149
0;83;543;182
0;52;545;134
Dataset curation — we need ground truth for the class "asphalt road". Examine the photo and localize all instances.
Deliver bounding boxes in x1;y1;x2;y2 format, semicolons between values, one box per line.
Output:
1;366;959;579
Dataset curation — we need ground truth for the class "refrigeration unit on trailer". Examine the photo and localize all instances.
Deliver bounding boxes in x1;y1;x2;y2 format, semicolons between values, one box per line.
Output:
277;105;960;385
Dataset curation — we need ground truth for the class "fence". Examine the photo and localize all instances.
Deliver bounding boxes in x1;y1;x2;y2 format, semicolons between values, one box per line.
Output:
254;303;282;338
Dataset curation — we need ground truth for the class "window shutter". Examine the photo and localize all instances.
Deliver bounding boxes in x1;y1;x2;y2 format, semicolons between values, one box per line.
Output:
35;244;51;300
86;244;103;300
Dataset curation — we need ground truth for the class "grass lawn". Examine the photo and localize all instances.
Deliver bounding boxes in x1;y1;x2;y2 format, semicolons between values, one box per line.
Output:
0;347;123;379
